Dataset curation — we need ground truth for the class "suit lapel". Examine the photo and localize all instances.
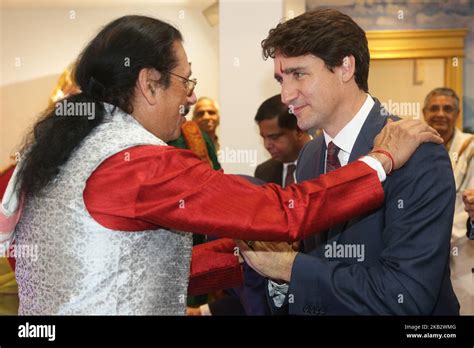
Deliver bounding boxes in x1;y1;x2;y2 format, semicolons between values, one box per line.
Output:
296;137;325;183
326;100;389;242
349;100;387;162
298;137;326;253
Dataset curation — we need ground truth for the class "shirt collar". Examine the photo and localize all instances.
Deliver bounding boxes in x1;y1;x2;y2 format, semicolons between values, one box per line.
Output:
323;94;375;154
283;160;297;169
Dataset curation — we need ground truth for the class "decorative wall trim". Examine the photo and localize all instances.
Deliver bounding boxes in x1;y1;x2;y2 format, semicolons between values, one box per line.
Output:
367;29;468;127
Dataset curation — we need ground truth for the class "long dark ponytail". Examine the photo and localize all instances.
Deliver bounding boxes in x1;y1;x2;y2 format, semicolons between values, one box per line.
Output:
17;15;182;196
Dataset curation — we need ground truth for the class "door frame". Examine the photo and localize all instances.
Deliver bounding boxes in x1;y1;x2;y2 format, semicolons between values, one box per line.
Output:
367;28;468;128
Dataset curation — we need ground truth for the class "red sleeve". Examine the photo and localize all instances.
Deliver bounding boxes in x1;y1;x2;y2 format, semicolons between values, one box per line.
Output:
0;166;16;271
0;166;15;192
84;145;384;241
187;238;242;296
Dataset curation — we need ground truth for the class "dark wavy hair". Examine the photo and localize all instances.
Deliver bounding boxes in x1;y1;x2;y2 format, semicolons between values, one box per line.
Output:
17;15;182;196
261;9;370;93
254;94;298;130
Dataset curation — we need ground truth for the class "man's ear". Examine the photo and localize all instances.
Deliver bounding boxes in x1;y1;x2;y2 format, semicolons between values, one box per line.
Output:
137;68;162;105
340;55;356;84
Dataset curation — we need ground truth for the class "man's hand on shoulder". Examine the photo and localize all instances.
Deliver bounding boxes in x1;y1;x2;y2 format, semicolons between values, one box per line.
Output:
371;119;443;173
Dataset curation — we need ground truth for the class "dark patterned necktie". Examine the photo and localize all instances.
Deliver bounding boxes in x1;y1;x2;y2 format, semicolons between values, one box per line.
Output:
326;141;341;172
304;141;342;253
284;164;296;188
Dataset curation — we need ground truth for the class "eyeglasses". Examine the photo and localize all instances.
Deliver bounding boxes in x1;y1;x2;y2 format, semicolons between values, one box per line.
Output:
426;105;456;114
168;71;197;97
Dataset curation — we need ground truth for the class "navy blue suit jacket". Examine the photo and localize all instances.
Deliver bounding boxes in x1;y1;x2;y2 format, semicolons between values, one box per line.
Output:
254;159;284;185
270;100;459;315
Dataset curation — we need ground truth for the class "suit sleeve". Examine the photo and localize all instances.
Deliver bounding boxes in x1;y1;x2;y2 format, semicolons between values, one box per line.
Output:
289;143;456;315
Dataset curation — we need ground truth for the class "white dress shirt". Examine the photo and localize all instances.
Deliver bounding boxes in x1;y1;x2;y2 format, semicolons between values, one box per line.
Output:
282;161;297;187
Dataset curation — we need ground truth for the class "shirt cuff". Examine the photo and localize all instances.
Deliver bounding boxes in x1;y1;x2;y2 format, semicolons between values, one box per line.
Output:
358;156;386;182
199;303;212;316
268;280;289;308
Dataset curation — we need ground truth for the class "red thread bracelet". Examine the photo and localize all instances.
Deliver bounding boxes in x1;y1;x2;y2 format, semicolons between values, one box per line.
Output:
370;149;394;175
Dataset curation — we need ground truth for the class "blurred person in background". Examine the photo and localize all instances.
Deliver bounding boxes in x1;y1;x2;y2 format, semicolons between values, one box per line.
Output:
423;87;474;314
192;97;220;151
